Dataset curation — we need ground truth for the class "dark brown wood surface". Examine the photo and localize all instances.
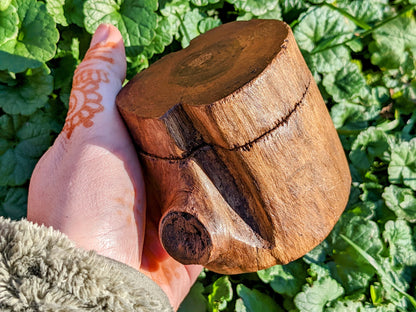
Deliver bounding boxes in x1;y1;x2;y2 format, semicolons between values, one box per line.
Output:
116;19;351;274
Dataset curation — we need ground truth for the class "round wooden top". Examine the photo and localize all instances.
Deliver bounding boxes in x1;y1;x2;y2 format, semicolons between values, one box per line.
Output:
117;20;289;118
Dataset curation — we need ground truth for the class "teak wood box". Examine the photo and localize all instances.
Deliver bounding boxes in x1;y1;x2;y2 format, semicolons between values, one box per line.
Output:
116;19;351;274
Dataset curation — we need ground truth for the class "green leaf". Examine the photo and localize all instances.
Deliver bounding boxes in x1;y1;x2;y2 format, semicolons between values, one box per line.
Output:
0;65;53;115
160;0;191;21
360;182;384;209
325;300;364;311
0;3;18;46
207;276;233;312
341;234;416;309
383;220;416;266
363;303;401;312
308;44;351;75
338;0;385;24
84;0;158;56
227;0;278;16
159;0;191;45
63;0;85;27
0;51;43;73
45;0;68;26
293;6;355;73
0;112;52;186
236;12;254;21
0;0;12;11
51;54;77;107
395;79;416;115
257;3;282;20
349;127;391;172
280;0;308;14
178;9;205;48
0;114;15;142
178;282;207;312
142;16;174;59
330;102;370;130
308;263;332;280
329;252;376;294
371;13;416;70
235;2;282;20
370;42;404;71
236;284;283;312
328;215;384;293
257;260;306;297
191;0;221;6
323;62;366;102
0;0;59;70
329;209;382;287
198;17;221;34
56;26;91;61
303;241;329;264
379;258;413;309
402;112;416;141
382;185;416;222
294;276;344;312
341;216;384;257
125;54;149;80
388;138;416;190
280;0;309;21
346;38;363;53
370;282;384;306
235;299;248;312
0;186;27;219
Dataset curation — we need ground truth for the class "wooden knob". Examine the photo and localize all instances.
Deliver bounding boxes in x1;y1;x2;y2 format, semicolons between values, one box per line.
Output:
116;20;351;274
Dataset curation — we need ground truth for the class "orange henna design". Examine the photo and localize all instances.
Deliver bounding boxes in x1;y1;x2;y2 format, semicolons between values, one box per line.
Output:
62;42;117;139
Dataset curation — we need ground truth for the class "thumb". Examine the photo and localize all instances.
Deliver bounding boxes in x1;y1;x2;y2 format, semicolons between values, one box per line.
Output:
61;24;127;142
28;24;145;270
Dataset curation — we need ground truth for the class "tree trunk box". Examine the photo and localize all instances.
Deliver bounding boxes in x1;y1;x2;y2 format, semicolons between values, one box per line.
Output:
116;19;351;274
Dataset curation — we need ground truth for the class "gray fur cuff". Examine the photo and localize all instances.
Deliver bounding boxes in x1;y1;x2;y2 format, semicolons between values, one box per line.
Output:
0;217;173;312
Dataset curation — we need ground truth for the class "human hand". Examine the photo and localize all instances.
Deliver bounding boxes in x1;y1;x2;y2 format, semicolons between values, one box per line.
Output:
27;24;201;311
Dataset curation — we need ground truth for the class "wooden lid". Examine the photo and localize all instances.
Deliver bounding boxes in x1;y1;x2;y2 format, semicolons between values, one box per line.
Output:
116;20;306;158
118;20;288;117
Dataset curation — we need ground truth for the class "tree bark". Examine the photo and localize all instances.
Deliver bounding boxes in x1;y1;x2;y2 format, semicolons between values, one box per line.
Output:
116;19;351;274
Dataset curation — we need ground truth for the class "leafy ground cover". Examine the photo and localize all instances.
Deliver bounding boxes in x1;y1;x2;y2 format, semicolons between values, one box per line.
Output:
1;0;416;311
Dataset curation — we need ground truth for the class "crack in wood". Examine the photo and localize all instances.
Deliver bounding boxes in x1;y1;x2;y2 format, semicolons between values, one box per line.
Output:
192;146;265;240
138;77;312;161
138;79;312;242
233;78;311;152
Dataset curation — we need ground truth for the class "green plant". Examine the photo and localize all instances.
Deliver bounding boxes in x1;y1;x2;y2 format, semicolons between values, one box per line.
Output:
1;0;415;311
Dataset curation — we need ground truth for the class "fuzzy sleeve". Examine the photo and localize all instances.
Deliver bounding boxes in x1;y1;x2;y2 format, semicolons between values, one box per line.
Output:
0;217;173;312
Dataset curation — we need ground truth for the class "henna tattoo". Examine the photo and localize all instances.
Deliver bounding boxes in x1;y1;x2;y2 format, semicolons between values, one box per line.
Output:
62;42;117;139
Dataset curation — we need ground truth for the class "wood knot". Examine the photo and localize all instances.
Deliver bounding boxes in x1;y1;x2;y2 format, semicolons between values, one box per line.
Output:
160;211;212;265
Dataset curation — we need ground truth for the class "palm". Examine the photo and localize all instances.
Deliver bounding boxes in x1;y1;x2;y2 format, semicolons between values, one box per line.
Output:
27;24;200;311
29;121;199;310
140;198;201;310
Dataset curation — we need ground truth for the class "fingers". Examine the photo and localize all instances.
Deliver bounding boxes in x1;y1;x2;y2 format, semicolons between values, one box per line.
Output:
62;24;127;141
86;24;126;83
28;24;146;271
140;198;203;310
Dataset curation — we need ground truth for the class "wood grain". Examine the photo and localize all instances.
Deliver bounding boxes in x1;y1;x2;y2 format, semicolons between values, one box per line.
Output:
116;19;351;274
